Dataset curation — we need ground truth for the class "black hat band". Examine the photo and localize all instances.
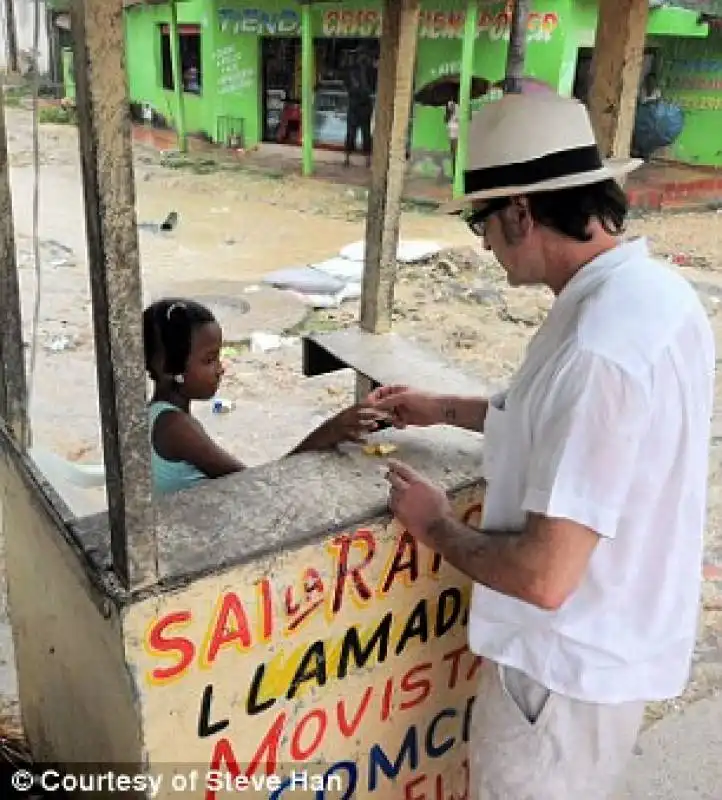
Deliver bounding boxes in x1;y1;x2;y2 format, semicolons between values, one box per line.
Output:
464;145;603;195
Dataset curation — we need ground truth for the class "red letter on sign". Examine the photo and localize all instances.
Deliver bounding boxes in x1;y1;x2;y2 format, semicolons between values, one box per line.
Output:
146;611;195;682
290;708;328;760
330;529;376;614
381;531;419;593
204;593;252;666
400;663;432;710
337;686;373;738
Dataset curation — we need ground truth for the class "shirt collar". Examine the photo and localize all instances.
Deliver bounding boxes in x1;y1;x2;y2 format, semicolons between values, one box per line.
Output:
556;237;649;305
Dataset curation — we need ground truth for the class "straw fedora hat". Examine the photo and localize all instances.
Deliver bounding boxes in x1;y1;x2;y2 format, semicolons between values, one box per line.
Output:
442;93;643;213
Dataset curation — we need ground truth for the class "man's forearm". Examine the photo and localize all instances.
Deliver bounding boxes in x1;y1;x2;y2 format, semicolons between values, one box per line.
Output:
436;395;489;432
425;515;553;609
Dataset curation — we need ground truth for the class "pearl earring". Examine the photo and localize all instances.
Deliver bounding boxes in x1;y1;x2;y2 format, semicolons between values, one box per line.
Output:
174;374;184;385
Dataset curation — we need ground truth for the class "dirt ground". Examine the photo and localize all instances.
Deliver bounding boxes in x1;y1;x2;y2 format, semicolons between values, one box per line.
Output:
0;107;721;727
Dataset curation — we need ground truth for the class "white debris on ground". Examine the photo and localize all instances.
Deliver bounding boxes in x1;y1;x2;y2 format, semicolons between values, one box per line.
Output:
261;239;445;309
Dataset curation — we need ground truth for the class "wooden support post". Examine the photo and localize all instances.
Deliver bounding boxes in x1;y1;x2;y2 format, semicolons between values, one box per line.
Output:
504;0;532;94
587;0;649;158
0;85;29;448
3;0;19;74
453;0;478;197
169;0;187;153
357;0;420;401
301;2;314;177
70;0;158;590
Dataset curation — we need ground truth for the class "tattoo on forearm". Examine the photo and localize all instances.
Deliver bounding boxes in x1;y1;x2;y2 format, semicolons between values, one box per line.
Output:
426;516;526;593
429;517;488;560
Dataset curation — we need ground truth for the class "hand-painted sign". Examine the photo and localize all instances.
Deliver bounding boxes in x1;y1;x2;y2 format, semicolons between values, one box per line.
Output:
128;489;483;799
218;7;300;36
663;56;722;107
322;8;560;42
217;6;559;42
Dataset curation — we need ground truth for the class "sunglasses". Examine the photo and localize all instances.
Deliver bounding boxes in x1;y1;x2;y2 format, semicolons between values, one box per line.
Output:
463;198;511;236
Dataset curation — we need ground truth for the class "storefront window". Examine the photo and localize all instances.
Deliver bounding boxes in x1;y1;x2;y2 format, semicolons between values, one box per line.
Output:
314;38;379;148
160;24;202;95
261;36;380;149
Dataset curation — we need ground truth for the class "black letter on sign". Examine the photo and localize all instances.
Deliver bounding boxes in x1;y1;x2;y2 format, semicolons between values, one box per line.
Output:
197;684;229;738
435;587;462;638
395;599;429;656
288;640;327;700
246;664;277;715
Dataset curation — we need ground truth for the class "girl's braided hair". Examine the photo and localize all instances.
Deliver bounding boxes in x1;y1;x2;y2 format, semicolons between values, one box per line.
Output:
143;298;216;379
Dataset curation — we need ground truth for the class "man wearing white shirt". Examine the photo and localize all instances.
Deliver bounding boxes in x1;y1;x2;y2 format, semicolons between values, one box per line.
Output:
370;94;715;799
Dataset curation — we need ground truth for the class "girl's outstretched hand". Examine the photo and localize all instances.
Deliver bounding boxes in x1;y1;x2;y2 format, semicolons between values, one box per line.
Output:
320;404;389;446
291;404;392;455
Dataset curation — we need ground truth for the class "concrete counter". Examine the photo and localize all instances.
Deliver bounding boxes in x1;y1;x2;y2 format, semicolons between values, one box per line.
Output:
2;421;486;799
73;424;483;595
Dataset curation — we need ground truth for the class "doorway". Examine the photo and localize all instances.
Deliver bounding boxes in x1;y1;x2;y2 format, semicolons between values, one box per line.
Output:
261;37;301;143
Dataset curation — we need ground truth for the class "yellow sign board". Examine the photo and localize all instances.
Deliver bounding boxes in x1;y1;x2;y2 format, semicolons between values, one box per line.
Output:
126;487;482;798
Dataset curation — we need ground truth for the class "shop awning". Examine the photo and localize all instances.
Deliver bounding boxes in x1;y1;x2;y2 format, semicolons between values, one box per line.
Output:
648;3;712;36
651;0;722;13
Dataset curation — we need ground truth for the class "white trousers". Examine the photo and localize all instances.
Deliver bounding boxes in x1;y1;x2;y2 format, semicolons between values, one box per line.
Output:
469;659;646;800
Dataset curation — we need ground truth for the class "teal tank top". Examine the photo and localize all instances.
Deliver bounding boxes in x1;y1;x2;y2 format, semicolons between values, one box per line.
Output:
149;401;207;494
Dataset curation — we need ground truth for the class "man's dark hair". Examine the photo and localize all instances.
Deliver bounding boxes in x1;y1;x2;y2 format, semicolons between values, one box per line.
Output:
526;179;629;242
143;298;216;379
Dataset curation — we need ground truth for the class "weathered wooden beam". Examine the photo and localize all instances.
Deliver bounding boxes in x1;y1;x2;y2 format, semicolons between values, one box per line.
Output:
70;0;157;590
357;0;420;400
0;85;29;448
587;0;649;159
504;0;532;93
3;0;19;74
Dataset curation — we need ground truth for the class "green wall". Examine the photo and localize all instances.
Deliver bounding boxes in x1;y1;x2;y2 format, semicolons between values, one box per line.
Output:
125;0;218;138
554;0;718;165
656;29;722;166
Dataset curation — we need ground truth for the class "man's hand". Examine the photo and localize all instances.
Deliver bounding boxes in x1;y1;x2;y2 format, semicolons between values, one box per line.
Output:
385;459;453;544
367;385;442;428
368;385;491;433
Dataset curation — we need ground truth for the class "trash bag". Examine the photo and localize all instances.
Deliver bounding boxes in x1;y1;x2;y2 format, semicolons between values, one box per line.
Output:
632;100;685;160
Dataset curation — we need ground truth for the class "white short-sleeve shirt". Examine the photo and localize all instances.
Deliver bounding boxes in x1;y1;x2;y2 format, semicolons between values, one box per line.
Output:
469;238;715;703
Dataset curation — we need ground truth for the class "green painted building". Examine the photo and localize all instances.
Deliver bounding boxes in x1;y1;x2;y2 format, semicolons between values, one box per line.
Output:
61;1;720;170
122;0;579;167
653;21;722;165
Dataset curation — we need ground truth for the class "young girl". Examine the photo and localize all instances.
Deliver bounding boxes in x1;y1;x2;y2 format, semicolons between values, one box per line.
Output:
143;298;384;494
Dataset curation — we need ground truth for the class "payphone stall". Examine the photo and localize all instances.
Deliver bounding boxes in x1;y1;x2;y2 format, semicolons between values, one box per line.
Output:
0;1;488;797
